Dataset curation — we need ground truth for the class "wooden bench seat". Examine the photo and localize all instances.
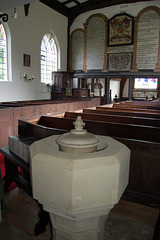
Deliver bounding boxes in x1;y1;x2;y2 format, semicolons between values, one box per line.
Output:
33;115;160;143
84;108;160;119
113;102;160;110
113;101;160;110
96;106;160;119
100;105;160;114
65;111;160;127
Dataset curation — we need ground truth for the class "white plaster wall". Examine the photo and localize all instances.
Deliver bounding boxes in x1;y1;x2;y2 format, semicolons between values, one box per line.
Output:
70;0;160;32
0;0;37;11
1;1;159;102
0;1;68;102
70;0;160;99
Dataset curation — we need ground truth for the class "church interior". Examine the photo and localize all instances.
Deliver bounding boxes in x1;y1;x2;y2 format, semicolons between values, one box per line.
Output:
0;0;160;239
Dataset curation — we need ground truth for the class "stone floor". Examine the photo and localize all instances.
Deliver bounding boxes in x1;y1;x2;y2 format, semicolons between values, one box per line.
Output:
0;188;159;240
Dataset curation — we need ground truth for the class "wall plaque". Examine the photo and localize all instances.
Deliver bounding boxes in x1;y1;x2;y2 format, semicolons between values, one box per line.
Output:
23;54;31;67
87;17;105;70
66;88;72;96
72;30;84;70
108;52;132;71
137;10;159;70
108;14;134;46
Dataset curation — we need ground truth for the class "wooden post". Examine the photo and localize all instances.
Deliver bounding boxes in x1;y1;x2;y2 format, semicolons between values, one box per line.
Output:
105;78;110;104
91;78;94;93
128;77;133;100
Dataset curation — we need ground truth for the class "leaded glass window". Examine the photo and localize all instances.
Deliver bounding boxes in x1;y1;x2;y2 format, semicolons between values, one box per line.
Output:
0;24;7;81
41;33;57;84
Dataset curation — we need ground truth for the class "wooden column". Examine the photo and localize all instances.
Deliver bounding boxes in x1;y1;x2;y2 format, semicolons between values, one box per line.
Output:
105;78;110;104
157;78;160;99
91;78;94;93
128;77;133;100
78;78;81;88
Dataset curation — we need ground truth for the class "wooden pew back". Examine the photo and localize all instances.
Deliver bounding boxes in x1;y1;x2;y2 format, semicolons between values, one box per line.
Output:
62;112;160;143
113;102;160;110
96;106;160;119
101;105;160;114
81;109;160;127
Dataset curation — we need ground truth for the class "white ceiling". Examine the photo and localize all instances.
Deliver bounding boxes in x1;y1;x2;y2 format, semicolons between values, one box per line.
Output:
0;0;37;11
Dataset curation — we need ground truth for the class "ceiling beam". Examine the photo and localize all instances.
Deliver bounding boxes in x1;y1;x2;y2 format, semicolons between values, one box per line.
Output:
69;0;154;22
40;0;154;24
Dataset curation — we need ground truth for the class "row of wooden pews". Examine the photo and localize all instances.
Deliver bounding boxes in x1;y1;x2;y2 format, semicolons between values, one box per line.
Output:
113;100;160;110
6;100;160;209
98;105;160;115
96;106;160;119
2;100;159;238
112;101;160;111
62;102;160;209
64;111;160;143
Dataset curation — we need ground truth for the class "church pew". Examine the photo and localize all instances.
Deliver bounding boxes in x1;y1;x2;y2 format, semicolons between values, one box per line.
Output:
115;100;160;106
113;102;160;110
96;106;160;119
38;114;160;143
65;111;160;127
84;108;160;119
115;137;160;208
18;117;68;140
18;116;160;208
104;105;160;114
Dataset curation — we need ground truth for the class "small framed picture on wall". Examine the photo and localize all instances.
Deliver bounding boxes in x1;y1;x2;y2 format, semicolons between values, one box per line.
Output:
23;54;31;67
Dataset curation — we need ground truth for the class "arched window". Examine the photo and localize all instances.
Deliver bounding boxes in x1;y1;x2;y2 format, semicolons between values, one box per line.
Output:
0;24;7;81
41;33;57;84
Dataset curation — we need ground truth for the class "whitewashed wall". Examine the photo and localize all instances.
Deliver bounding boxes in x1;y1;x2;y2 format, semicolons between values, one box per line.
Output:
0;1;68;102
70;0;160;32
70;0;160;99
